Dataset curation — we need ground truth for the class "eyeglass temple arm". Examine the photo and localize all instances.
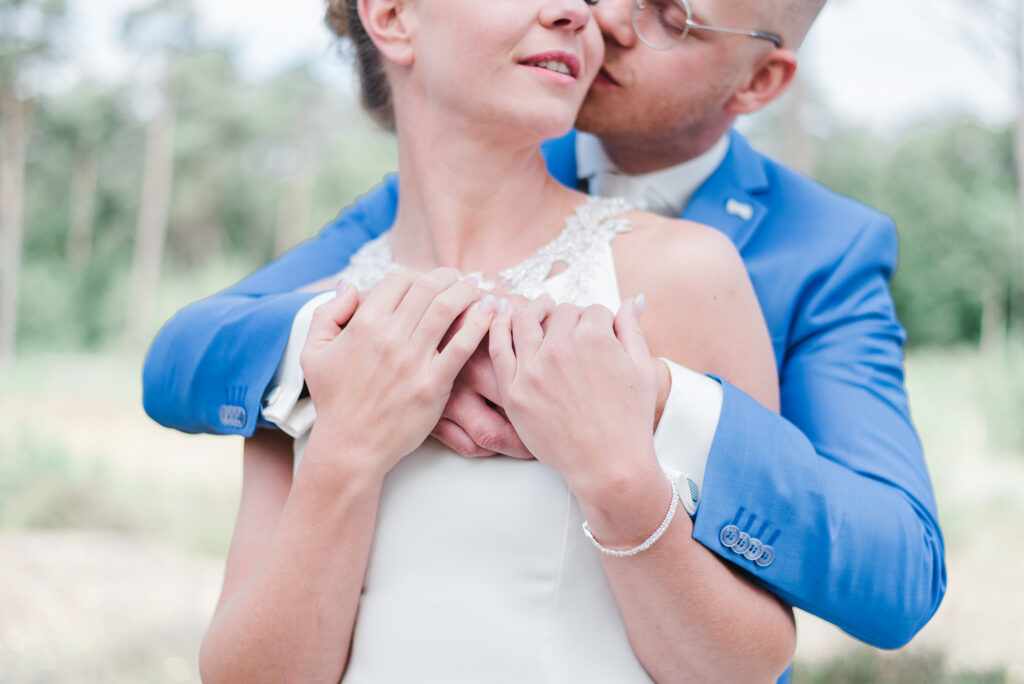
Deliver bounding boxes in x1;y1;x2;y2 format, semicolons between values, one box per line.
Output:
687;20;783;48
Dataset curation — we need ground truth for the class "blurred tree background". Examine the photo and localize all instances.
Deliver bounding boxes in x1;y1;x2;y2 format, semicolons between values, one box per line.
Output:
0;0;400;360
749;114;1021;350
2;0;1023;681
1;0;1020;360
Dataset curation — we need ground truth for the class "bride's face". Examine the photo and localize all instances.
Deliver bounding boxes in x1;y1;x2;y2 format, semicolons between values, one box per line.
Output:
405;0;603;140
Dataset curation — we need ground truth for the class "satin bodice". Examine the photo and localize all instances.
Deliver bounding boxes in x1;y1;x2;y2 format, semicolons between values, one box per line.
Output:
295;198;677;682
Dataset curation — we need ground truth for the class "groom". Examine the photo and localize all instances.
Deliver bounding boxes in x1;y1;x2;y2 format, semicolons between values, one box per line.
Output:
144;0;945;652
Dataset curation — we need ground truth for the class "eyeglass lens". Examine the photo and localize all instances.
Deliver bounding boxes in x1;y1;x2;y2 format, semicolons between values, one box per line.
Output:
632;0;691;50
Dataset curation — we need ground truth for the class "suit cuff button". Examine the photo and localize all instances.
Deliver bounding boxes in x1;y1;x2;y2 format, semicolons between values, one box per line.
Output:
743;536;764;561
719;524;740;548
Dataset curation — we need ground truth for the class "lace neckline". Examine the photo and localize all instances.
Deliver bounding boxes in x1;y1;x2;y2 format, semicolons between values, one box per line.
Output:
339;196;633;301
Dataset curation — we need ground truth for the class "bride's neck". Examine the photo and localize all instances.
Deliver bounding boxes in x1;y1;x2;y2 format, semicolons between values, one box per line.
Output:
388;106;581;276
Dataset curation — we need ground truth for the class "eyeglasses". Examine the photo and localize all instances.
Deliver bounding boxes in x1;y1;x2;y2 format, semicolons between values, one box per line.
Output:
631;0;783;51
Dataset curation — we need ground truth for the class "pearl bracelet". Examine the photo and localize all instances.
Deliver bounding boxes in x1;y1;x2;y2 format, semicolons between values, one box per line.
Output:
582;479;680;558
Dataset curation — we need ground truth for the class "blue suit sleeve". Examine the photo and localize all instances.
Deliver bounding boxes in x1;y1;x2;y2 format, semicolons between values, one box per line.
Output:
142;176;399;435
693;216;946;649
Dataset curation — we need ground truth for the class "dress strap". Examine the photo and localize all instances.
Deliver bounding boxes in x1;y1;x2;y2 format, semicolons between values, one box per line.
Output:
333;196;634;301
497;196;633;301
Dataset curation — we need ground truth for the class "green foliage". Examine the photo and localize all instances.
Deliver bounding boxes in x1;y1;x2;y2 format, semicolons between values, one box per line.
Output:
0;427;235;556
0;430;126;530
907;342;1024;460
16;254;128;350
13;43;396;352
8;3;1016;353
794;648;1006;684
813;121;1020;347
0;0;67;88
20;86;137;351
166;50;277;265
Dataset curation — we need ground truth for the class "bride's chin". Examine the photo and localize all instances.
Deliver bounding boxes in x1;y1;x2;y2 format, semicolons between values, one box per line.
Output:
504;105;580;143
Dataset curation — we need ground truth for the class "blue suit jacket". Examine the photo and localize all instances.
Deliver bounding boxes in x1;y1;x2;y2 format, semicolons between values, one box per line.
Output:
143;129;945;650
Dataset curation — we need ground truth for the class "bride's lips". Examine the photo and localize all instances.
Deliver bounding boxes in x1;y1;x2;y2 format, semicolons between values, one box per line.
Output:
518;51;582;82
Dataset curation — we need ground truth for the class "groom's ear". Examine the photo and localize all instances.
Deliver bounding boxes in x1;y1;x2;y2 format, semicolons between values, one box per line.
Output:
724;49;798;116
358;0;416;67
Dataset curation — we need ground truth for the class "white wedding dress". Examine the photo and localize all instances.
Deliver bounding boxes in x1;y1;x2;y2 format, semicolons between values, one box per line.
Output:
294;197;686;683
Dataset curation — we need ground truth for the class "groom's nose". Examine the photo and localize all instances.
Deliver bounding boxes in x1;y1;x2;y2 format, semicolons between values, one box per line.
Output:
594;0;639;48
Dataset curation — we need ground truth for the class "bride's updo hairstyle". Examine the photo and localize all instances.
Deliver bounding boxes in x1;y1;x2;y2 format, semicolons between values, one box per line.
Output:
326;0;395;130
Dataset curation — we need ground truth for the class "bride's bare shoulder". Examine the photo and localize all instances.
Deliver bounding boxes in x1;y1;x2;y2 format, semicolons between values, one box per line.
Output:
612;210;747;300
611;210;778;409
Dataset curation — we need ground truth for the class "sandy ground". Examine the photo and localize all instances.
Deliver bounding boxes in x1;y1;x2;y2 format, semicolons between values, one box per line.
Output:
0;530;221;683
1;354;1023;682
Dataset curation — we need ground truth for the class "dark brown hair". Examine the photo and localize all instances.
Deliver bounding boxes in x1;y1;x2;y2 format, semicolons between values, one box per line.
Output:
325;0;395;130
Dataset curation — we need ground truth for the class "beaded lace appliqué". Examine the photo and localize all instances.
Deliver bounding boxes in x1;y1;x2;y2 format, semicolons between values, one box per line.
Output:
337;196;633;303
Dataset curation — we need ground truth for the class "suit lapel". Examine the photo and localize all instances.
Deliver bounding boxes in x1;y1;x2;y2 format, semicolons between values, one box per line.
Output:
682;130;771;253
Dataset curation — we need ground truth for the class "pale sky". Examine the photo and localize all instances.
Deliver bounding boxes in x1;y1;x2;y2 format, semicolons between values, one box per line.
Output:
70;0;1016;134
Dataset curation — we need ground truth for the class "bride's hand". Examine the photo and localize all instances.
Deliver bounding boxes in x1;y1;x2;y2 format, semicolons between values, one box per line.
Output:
301;268;495;477
488;297;659;491
431;295;539;461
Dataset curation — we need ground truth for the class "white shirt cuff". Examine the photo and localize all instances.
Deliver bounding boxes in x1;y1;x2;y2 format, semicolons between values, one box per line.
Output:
261;291;334;437
653;358;723;516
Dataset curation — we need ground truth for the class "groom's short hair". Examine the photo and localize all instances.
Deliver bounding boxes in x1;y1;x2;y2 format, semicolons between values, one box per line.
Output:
766;0;827;49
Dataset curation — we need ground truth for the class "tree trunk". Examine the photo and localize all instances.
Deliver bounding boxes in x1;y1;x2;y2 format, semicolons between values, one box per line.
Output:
0;88;35;364
1016;0;1024;329
66;145;98;271
125;101;177;353
980;278;1006;352
273;153;313;258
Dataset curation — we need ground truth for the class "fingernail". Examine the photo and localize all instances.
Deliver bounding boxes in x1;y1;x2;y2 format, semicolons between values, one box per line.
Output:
497;297;509;314
633;293;646;317
463;275;480;287
538;292;553;300
336;278;350;295
479;294;495;314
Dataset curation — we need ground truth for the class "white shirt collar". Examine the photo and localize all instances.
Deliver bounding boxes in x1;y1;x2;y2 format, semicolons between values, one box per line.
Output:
575;132;730;218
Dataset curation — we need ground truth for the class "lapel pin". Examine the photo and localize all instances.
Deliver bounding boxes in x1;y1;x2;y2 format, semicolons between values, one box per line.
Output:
725;198;754;221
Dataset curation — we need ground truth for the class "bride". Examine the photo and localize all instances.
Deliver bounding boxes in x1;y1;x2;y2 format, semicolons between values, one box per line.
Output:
199;0;793;681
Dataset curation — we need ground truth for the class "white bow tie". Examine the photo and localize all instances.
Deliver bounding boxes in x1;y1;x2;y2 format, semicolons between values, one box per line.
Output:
589;171;675;217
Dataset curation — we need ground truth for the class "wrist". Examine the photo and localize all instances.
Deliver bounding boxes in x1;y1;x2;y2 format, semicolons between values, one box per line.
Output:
571;456;684;550
289;440;385;531
300;422;391;488
583;478;680;557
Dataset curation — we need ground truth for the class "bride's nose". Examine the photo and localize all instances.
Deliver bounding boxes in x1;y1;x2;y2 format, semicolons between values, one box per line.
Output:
538;0;592;33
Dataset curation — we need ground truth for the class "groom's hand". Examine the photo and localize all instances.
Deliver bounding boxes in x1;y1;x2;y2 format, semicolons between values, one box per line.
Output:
432;294;535;460
432;346;532;460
